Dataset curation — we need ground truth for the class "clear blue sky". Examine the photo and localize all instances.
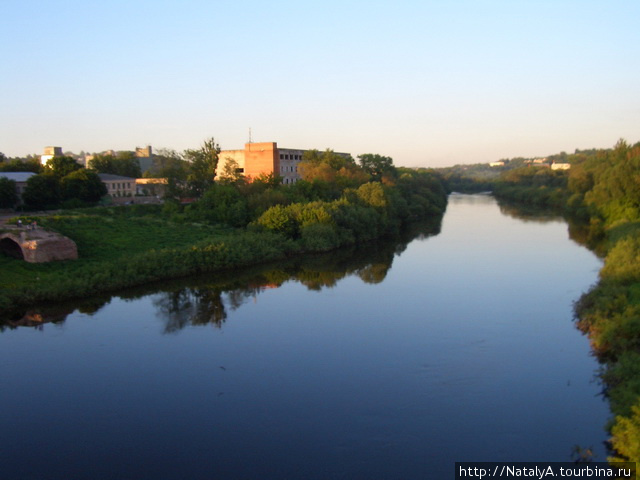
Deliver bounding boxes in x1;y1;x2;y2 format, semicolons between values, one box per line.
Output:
1;0;639;167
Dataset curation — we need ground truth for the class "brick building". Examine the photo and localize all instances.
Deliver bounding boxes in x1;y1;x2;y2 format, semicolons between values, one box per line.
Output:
217;142;350;184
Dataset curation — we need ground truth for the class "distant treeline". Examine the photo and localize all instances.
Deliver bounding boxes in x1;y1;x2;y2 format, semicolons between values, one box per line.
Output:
436;146;610;197
469;139;640;462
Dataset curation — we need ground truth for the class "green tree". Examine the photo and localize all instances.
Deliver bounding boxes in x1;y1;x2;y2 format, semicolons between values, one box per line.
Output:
217;158;244;184
88;153;114;173
356;182;388;208
358;153;396;182
22;174;61;209
89;152;141;178
0;177;18;208
150;149;189;199
298;149;369;187
184;137;220;197
0;158;42;173
610;401;640;462
195;184;248;227
61;169;108;203
113;151;142;178
45;156;82;178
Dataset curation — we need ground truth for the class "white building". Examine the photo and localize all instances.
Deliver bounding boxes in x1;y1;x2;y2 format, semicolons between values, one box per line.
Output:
40;146;63;165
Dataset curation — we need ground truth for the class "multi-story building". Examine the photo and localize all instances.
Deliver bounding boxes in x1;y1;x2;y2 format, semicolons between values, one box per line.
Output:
217;142;350;184
97;173;136;197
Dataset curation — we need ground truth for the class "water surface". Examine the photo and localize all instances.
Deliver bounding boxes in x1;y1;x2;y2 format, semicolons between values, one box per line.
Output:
0;194;608;479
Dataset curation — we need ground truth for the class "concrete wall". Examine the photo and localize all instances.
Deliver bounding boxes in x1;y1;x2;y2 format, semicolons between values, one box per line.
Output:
244;142;278;180
278;148;304;184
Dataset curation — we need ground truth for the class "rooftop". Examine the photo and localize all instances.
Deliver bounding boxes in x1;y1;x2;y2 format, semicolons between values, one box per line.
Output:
0;172;36;182
97;173;137;181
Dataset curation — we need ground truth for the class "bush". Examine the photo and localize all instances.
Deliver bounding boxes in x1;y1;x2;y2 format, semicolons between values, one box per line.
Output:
601;236;640;284
300;223;340;251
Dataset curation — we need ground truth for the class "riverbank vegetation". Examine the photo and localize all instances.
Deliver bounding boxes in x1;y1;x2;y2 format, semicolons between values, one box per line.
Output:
479;139;640;461
0;152;447;315
2;220;443;333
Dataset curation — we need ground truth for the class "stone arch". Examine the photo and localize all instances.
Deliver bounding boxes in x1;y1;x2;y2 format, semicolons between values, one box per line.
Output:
0;236;25;260
0;230;77;263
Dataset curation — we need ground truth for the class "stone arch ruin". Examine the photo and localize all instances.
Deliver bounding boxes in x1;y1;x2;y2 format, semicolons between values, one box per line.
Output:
0;237;24;259
0;230;77;263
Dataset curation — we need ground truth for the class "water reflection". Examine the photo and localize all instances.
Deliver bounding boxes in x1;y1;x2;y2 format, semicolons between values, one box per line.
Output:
0;217;442;333
0;195;609;479
495;197;604;255
0;307;71;331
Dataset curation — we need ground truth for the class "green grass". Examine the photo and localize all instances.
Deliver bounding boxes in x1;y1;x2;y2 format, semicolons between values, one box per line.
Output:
0;210;237;305
37;213;230;261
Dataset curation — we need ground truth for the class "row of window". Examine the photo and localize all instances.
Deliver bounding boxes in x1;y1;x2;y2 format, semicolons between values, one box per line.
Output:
280;165;298;173
279;153;302;160
108;182;133;190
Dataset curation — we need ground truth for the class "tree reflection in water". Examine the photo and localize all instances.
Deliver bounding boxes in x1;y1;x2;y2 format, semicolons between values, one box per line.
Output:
150;218;441;332
1;217;442;333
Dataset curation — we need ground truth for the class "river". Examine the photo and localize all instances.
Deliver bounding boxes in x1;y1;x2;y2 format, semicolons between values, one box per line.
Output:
0;194;609;479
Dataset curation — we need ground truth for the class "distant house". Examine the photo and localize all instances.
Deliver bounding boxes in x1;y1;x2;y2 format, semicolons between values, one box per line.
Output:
40;146;63;165
489;161;505;167
0;172;35;205
40;146;85;167
135;146;154;173
135;177;167;197
551;163;571;170
98;173;136;197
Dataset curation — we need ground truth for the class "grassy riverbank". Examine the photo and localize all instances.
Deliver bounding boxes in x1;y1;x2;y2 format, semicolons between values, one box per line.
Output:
0;170;448;313
0;208;293;311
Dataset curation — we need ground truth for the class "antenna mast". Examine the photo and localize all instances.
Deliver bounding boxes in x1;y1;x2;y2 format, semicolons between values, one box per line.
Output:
248;128;252;144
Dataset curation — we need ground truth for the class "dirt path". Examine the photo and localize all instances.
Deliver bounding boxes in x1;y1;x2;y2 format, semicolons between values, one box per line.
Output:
0;213;16;226
0;211;49;226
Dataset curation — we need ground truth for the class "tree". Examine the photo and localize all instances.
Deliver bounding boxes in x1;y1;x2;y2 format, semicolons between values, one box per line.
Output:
0;177;18;208
61;169;107;203
89;152;141;178
0;158;42;173
113;151;142;178
149;149;189;199
22;174;61;209
217;158;244;184
358;153;396;182
45;156;82;178
298;149;368;187
88;154;114;173
195;184;248;227
184;137;220;197
356;182;388;208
